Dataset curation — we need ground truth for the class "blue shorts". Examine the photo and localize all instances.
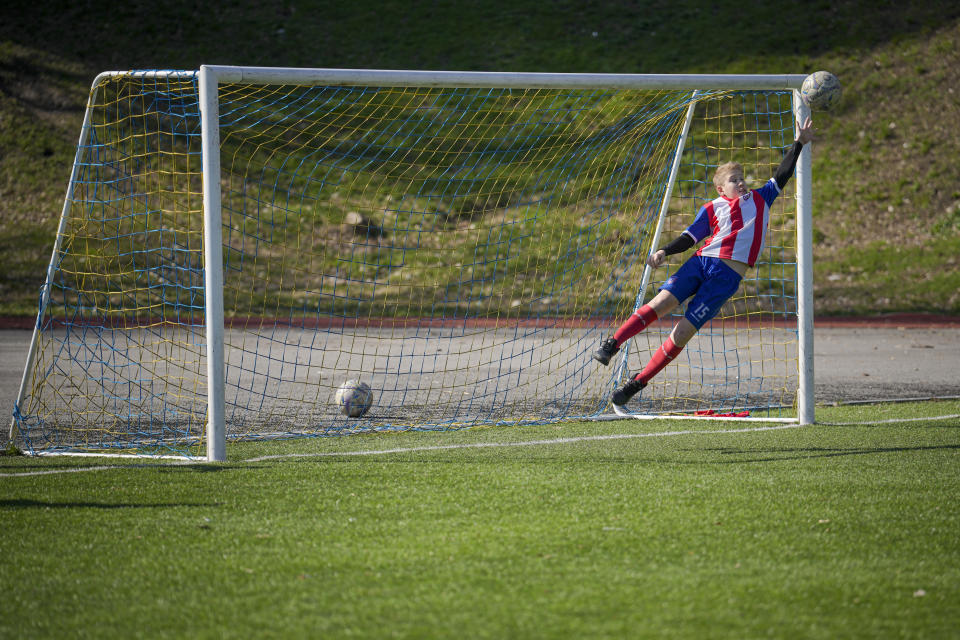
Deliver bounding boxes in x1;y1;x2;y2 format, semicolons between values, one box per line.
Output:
660;256;742;329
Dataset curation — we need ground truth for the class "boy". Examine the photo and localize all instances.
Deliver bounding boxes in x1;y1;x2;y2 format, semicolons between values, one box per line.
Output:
594;117;814;406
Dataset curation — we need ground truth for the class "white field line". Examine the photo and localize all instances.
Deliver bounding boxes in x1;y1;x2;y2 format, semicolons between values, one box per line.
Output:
3;413;958;477
0;465;120;477
2;422;803;475
245;422;807;462
243;412;957;462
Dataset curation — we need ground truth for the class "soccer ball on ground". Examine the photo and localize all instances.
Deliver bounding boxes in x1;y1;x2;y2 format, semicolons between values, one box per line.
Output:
800;71;842;111
335;379;373;418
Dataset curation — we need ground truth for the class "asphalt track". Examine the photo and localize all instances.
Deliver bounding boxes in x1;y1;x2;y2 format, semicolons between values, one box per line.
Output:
2;321;959;429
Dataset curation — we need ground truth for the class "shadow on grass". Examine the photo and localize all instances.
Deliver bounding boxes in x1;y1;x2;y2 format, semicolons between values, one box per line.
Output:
227;441;960;466
0;499;223;510
701;443;960;463
0;462;259;475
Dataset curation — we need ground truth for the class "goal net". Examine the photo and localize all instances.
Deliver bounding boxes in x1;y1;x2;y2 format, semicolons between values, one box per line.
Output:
9;67;813;459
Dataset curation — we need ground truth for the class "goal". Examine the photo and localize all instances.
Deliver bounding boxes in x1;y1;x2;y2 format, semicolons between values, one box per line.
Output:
9;67;815;460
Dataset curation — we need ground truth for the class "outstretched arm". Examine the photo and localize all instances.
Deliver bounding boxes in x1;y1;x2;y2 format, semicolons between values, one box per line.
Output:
646;204;711;268
774;117;814;189
796;116;814;145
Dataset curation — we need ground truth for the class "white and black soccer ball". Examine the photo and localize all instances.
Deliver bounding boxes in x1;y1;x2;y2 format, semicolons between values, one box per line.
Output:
800;71;842;111
335;379;373;418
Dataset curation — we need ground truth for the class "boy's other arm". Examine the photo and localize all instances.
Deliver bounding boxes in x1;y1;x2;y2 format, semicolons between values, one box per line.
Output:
646;206;709;268
647;234;695;268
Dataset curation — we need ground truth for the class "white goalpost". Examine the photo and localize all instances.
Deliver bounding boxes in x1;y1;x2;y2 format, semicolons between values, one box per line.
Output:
9;66;816;461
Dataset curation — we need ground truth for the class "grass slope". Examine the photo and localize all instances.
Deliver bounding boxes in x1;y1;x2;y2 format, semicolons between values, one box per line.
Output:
1;1;959;315
1;400;959;638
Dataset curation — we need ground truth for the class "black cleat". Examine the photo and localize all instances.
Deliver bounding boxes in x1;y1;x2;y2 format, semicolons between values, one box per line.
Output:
612;376;646;406
592;337;620;366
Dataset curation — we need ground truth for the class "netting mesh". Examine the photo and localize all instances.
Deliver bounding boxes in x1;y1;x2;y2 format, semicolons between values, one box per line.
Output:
12;71;800;456
630;91;800;414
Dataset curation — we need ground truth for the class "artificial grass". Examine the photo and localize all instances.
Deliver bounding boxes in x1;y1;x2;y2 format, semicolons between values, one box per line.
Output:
1;400;958;638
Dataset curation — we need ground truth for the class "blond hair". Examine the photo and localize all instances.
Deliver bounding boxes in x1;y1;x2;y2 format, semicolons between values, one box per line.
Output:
713;162;743;189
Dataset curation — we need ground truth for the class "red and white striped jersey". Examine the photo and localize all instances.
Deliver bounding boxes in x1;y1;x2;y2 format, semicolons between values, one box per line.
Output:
682;178;781;267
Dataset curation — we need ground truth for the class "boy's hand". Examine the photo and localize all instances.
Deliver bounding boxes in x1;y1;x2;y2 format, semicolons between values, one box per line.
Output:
646;249;666;269
796;117;814;144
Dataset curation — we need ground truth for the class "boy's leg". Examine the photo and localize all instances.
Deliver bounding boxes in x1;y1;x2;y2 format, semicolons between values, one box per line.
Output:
612;319;694;405
612;259;741;405
613;289;678;343
593;270;688;366
637;319;696;384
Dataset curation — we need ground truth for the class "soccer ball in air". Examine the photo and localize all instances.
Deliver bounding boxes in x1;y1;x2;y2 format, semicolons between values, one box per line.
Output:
335;379;373;418
800;71;842;111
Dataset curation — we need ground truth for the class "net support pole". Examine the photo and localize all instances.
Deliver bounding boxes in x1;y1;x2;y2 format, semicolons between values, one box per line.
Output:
794;93;815;425
8;76;107;443
199;65;227;462
635;91;699;309
613;91;699;385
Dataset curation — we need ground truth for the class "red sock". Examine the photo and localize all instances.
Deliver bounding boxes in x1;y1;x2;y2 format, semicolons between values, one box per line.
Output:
636;337;684;385
613;304;658;345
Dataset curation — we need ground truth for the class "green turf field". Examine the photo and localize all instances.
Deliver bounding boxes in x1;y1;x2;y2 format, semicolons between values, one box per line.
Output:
2;400;959;639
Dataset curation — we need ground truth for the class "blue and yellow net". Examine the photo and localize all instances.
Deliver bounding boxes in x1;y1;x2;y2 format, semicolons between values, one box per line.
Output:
12;72;800;457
